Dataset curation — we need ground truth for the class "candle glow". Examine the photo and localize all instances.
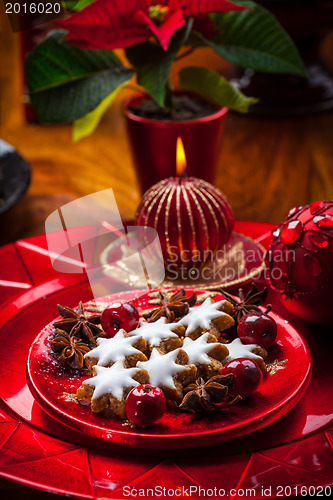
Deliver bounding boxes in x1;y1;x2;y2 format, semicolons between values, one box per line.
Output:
176;137;187;177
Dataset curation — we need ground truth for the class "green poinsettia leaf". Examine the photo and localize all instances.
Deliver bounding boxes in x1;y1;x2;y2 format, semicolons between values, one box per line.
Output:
179;66;259;112
30;68;132;123
25;30;134;123
207;0;307;77
125;20;192;107
26;30;129;93
72;83;127;142
62;0;94;11
186;31;209;49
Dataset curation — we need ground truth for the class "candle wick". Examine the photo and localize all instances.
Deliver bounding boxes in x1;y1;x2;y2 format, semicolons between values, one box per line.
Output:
178;171;187;185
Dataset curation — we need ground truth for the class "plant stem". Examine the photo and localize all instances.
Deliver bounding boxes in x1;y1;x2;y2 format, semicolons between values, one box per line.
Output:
164;79;175;110
174;47;195;61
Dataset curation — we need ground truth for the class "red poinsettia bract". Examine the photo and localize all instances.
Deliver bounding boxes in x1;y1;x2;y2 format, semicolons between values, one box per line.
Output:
58;0;246;51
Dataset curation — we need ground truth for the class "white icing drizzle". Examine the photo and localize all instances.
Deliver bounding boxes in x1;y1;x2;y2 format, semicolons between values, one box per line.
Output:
223;338;263;364
128;317;180;347
137;348;186;390
178;298;228;334
83;361;140;400
182;333;221;365
84;329;143;366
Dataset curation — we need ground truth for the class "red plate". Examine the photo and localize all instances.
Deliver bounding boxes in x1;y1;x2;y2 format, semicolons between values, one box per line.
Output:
27;289;312;450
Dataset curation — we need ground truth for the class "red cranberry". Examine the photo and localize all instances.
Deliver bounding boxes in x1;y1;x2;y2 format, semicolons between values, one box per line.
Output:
101;301;139;337
125;384;166;427
220;358;263;397
237;311;277;349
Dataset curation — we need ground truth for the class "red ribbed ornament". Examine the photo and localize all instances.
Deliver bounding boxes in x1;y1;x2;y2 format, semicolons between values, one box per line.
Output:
135;176;234;269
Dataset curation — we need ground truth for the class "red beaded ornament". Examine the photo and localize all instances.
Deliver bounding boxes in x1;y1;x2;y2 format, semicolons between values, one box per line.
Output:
135;176;234;270
266;200;333;324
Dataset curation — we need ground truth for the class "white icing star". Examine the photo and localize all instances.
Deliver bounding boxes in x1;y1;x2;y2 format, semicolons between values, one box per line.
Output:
82;361;140;400
179;298;228;334
84;329;143;366
137;348;186;390
128;317;180;347
223;338;263;364
182;334;220;365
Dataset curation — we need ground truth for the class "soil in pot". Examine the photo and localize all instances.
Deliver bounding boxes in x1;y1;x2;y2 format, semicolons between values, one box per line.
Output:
127;94;217;121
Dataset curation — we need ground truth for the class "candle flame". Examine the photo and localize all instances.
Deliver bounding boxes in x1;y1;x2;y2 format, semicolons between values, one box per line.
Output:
176;137;187;177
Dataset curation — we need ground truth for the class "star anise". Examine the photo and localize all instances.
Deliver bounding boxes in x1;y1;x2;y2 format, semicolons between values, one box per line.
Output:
144;289;197;322
179;375;241;413
53;301;101;345
221;283;271;325
51;328;91;370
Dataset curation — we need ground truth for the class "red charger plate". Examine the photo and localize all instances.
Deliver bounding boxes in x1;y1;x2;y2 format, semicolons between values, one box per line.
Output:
101;230;266;290
27;289;312;450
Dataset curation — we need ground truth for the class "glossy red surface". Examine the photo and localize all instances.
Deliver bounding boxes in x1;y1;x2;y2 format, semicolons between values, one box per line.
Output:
0;221;332;498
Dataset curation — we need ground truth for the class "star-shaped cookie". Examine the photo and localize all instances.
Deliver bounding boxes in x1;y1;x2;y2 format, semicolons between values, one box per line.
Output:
182;333;229;379
178;298;234;339
84;329;147;370
223;338;267;373
137;348;196;401
76;361;149;417
128;317;184;354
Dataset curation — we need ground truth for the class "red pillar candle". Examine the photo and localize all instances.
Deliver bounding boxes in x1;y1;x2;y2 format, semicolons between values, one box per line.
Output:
135;139;234;271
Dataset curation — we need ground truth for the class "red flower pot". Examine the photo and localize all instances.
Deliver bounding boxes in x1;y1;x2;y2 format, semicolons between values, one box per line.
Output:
123;93;228;193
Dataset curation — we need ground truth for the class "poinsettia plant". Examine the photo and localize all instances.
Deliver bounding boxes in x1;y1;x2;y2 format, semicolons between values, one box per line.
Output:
25;0;307;141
